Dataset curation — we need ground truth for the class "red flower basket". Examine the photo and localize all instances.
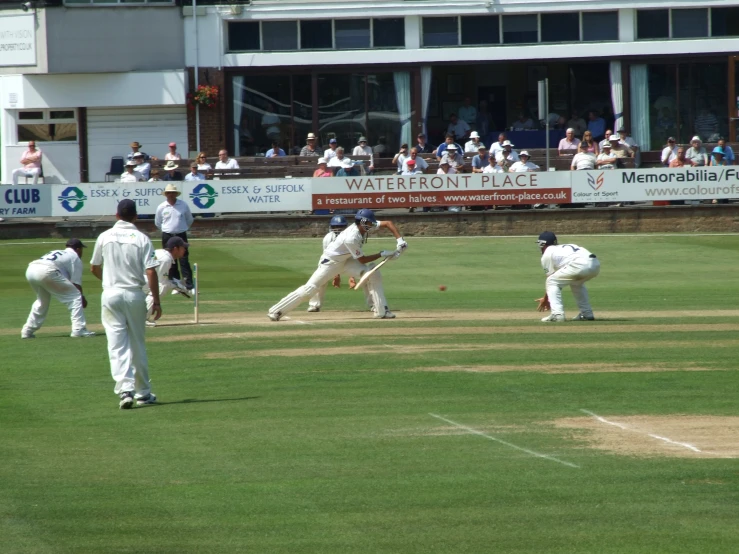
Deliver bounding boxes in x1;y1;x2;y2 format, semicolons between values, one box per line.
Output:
188;85;219;109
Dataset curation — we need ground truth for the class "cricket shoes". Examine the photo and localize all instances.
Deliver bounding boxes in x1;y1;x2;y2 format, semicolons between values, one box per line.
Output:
268;311;282;321
21;327;35;339
136;393;157;406
572;313;595;321
374;310;396;319
307;306;320;312
541;314;565;322
145;321;157;328
119;391;134;410
71;328;96;337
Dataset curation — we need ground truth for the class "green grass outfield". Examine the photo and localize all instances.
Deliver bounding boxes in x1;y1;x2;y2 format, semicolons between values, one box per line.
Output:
1;233;739;553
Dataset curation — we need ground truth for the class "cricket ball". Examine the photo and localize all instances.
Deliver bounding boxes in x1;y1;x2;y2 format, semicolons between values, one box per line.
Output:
439;285;447;291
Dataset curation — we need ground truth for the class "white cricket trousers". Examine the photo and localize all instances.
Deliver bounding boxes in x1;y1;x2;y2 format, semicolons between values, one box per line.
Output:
546;257;601;318
271;257;388;317
24;261;87;333
101;288;151;397
12;167;40;186
308;260;373;310
146;280;176;320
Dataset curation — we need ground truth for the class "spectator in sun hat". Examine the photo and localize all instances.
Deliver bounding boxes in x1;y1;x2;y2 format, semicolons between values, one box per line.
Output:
464;131;483;153
710;146;728;167
127;141;150;162
300;133;321;156
313;158;333;178
161;160;183;181
686;136;708;167
324;137;339;161
471;144;491;173
164;142;181;161
132;152;151;180
120;160;144;183
437;159;456;175
717;137;735;165
510;150;540;172
352;136;375;173
501;140;520;163
441;143;465;171
597;141;617;170
661;137;678;166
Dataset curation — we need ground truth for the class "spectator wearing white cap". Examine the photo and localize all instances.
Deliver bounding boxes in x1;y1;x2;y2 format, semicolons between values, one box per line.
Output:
120;160;144;183
313;158;333;178
471;144;491;173
300;133;321;156
132;152;151;180
501;140;520;163
401;159;423;175
324;138;339;161
464;131;483;153
165;142;181;161
437;160;456;175
441;144;465;171
558;129;581;156
571;142;597;170
352;136;375;173
617;128;639;166
686;136;708;166
509;151;540;172
661;137;678;166
609;138;632;159
597;142;617;170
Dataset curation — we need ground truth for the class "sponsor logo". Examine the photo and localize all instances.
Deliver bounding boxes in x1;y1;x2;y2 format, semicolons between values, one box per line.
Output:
58;186;88;212
587;172;605;191
189;183;219;209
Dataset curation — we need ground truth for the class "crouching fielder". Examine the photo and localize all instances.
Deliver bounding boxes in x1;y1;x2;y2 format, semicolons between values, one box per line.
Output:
535;231;600;322
143;236;190;327
269;208;407;320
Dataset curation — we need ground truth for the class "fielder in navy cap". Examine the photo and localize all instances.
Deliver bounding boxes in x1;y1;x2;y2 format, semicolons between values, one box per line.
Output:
165;236;189;250
65;238;87;249
117;199;137;221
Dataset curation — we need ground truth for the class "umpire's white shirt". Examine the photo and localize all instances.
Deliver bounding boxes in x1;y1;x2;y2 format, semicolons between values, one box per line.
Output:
155;198;194;234
91;221;159;290
31;248;83;285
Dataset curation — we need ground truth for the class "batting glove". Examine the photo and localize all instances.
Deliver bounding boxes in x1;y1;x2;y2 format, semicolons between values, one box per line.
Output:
396;237;408;250
380;250;397;258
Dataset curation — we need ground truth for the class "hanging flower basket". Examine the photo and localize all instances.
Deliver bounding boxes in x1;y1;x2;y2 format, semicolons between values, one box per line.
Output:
188;85;219;109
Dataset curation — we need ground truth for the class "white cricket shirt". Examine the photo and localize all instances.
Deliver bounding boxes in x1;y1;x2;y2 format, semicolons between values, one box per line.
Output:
323;224;368;261
541;243;594;275
155;199;194;234
91;220;159;290
31;247;83;285
142;249;173;294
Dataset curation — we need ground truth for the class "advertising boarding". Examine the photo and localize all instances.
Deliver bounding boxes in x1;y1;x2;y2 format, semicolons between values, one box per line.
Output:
0;185;52;218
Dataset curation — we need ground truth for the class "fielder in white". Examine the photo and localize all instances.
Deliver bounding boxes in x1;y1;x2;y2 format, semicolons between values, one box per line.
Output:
306;215;373;313
269;209;407;321
536;231;600;322
91;199;161;409
143;236;190;327
22;238;95;339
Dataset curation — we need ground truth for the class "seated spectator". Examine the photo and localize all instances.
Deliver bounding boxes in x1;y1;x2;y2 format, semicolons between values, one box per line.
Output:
596;142;617;169
458;97;477;126
609;138;632;159
581;130;599;155
435;133;463;160
328;147;359;176
441;144;464;171
148;169;162;182
185;162;206;181
710;147;727;166
598;129;614;150
558;128;581;156
669;147;695;168
501;140;520;163
265;141;286;157
587;111;606;142
717;138;735;165
261;103;281;143
402;159;423;175
483;153;507;173
324;138;339;161
617;128;638;159
162;161;183;181
127;141;149;162
402;147;428;173
373;136;388;156
352;136;375;173
300;133;321;156
120;160;144;183
661;138;678;166
447;113;471;142
132;152;151;180
165;142;181;161
567;112;587;137
416;133;434;154
11;140;42;185
471;145;491;173
490;133;507;157
196;152;212;172
393;144;409;173
686;137;708;166
215;149;240;171
510;150;539;172
464;131;483;153
694;107;719;142
511;112;535;131
313;158;333;177
571;142;597;170
437;160;456;175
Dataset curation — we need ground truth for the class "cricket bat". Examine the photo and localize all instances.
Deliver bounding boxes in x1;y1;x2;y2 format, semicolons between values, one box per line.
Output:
353;257;390;290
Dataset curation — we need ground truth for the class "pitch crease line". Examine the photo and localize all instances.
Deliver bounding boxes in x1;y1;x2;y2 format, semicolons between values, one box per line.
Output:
580;409;702;453
428;413;579;468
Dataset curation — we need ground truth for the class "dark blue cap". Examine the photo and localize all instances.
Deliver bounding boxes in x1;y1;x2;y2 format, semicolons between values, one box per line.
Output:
117;199;137;216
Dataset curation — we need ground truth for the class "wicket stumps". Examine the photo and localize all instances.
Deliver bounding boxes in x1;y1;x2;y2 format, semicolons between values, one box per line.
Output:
193;263;199;323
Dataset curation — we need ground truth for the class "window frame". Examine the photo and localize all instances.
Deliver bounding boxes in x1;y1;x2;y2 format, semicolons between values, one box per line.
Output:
540;11;581;43
421;16;461;47
637;8;714;40
580;10;619;43
15;108;79;145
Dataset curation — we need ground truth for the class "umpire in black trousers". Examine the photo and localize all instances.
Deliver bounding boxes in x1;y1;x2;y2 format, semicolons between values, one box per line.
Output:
155;183;194;290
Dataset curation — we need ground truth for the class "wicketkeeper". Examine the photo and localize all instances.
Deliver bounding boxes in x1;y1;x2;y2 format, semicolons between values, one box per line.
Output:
143;236;191;327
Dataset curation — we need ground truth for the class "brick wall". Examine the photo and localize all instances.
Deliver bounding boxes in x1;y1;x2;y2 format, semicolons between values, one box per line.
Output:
186;67;227;157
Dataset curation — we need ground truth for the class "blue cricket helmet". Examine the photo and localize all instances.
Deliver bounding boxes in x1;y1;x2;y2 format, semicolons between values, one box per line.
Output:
355;208;377;231
329;215;347;234
537;231;558;247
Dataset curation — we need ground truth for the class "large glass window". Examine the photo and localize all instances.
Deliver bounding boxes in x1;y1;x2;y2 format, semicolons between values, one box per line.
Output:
461;15;499;45
262;21;298;51
228;22;260;52
292;75;313;154
541;13;579;42
647;64;678;149
582;11;618;42
318;73;367;148
335;19;371;49
422;17;458;47
373;18;405;48
17;109;78;143
672;9;708;39
502;15;538;44
711;8;739;37
300;20;333;50
637;10;669;40
233;76;291;156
